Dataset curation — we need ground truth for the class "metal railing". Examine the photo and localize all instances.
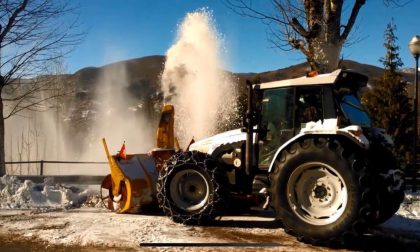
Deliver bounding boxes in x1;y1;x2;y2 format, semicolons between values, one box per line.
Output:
406;161;420;192
5;160;108;176
5;160;109;184
4;160;420;190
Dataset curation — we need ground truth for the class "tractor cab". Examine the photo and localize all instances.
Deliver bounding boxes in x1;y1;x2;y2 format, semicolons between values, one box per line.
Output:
255;70;370;168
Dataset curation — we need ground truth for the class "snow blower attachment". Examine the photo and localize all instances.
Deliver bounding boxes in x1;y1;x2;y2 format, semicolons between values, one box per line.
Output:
101;104;177;213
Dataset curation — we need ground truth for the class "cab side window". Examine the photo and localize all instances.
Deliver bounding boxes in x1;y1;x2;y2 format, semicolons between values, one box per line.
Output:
295;87;323;127
259;87;294;166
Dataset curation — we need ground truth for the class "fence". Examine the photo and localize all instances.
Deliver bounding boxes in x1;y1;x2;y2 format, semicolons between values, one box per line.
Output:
4;160;108;184
5;160;108;176
4;160;420;191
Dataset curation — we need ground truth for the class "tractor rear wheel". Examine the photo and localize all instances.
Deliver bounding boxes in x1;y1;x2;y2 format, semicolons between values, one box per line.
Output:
374;186;404;224
157;151;225;224
368;146;405;225
269;138;372;245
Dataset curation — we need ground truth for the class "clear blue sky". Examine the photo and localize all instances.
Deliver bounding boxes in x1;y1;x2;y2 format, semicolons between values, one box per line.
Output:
66;0;420;74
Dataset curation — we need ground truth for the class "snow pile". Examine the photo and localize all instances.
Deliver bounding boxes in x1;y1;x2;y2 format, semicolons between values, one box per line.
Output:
82;194;103;208
0;175;98;209
398;192;420;218
381;191;420;239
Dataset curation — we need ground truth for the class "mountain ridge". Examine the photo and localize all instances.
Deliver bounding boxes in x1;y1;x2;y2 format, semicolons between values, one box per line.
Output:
70;55;414;88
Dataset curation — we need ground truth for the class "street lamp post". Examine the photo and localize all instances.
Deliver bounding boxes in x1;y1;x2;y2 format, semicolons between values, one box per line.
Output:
0;24;2;79
409;35;420;192
0;24;4;83
0;24;2;76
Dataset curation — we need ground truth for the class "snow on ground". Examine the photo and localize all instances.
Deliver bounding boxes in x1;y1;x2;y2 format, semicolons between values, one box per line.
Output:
381;192;420;239
1;175;420;251
0;175;317;251
0;175;101;209
0;208;325;251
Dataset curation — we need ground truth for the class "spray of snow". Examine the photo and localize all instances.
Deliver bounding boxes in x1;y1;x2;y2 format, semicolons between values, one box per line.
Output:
5;113;65;175
81;63;155;162
0;175;101;209
5;59;156;176
4;80;70;175
161;9;238;147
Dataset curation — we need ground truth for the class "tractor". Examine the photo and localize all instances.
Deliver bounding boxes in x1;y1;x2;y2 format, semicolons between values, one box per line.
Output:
155;69;404;244
102;69;404;245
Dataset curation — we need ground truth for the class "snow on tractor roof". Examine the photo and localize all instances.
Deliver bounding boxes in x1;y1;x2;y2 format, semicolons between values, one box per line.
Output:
258;69;343;89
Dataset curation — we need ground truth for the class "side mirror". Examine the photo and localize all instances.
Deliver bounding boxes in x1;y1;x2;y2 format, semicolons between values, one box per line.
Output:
335;87;351;101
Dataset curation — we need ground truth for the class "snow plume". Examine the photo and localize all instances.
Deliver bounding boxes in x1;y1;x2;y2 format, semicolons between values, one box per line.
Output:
161;9;238;147
83;62;155;161
0;175;98;209
4;93;69;175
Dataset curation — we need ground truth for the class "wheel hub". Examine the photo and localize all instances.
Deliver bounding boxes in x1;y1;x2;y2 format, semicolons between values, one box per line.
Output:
313;184;328;200
170;168;210;212
287;162;348;225
189;185;196;193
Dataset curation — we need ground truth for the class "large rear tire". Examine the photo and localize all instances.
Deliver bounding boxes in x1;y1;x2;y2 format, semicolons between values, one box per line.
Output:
157;151;225;224
367;145;405;225
269;138;371;245
374;187;404;224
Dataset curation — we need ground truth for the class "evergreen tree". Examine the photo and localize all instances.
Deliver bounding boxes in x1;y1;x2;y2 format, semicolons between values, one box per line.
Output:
362;20;414;167
379;20;404;72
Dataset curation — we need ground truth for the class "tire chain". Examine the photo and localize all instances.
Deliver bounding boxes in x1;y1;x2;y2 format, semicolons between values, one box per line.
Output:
156;151;225;225
366;146;405;225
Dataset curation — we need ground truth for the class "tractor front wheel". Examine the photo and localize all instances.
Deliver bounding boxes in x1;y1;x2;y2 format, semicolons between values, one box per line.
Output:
157;151;225;224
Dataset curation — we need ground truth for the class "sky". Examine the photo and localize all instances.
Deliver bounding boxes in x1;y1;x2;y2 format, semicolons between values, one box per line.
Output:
66;0;420;74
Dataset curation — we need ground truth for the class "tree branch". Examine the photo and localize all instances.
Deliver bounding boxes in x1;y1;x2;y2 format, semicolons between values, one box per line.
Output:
0;0;29;42
340;0;366;42
289;17;309;38
383;0;413;7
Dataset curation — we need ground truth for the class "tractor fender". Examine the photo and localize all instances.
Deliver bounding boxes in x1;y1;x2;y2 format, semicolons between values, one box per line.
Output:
267;125;369;173
189;129;246;155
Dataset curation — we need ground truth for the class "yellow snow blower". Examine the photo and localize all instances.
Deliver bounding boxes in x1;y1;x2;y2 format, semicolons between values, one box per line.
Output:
101;104;178;213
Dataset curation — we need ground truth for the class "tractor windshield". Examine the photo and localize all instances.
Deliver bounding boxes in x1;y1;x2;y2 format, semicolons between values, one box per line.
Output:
340;94;371;127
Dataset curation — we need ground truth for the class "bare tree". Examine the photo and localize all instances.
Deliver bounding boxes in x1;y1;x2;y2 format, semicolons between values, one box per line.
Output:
8;134;14;174
383;0;412;7
31;118;40;165
17;130;24;174
0;0;83;175
25;122;31;174
224;1;408;73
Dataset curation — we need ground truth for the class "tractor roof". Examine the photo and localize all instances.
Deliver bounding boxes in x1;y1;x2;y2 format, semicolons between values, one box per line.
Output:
257;69;368;90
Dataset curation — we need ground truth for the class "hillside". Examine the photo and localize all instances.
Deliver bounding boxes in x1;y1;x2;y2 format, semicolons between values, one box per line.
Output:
67;56;415;102
236;60;414;85
63;55;416;132
5;55;415;164
70;55;165;98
